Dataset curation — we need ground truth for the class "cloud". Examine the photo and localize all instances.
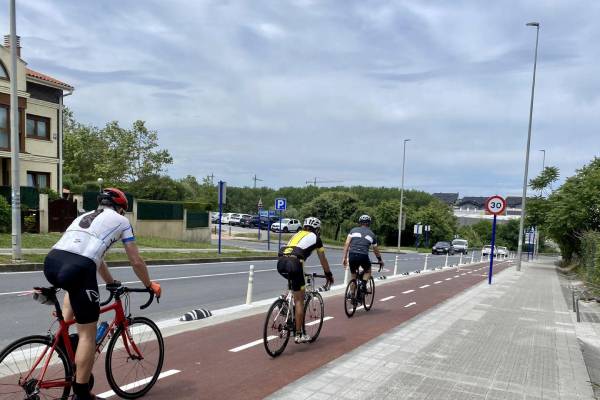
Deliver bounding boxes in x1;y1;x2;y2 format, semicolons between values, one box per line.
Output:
4;0;599;197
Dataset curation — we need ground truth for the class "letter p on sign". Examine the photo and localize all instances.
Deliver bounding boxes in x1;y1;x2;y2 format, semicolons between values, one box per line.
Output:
275;198;287;211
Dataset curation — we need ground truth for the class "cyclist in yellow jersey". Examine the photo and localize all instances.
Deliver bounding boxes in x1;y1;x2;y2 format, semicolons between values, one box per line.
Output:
277;217;334;343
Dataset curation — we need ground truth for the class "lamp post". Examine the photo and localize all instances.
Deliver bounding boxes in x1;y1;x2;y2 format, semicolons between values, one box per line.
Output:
9;0;21;261
394;138;410;275
516;21;540;271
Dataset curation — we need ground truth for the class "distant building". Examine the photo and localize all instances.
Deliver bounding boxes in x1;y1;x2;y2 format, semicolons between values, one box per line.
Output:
0;35;74;193
432;192;459;206
439;194;524;226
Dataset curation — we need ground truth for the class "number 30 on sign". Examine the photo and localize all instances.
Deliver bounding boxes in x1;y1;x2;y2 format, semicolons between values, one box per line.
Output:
485;195;506;216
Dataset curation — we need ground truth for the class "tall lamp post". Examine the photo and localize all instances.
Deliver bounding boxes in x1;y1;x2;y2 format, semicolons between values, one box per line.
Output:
516;21;540;271
394;138;410;275
9;0;21;261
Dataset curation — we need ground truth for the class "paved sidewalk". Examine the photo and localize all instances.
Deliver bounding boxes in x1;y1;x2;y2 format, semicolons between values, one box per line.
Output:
269;258;594;400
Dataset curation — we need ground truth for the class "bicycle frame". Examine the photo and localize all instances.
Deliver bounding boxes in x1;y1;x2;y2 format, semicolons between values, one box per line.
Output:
22;293;140;392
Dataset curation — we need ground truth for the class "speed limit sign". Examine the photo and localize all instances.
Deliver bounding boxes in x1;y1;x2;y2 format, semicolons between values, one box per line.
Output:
485;195;506;216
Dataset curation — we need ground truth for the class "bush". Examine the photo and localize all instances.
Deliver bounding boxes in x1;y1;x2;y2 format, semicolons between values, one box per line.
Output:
0;195;9;233
580;231;600;285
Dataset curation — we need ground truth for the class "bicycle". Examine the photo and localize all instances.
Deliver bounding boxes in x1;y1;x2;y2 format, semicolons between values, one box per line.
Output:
263;273;328;357
344;261;383;318
0;283;164;400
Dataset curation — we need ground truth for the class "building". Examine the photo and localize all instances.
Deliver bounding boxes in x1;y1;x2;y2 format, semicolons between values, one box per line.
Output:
432;192;459;206
0;35;73;193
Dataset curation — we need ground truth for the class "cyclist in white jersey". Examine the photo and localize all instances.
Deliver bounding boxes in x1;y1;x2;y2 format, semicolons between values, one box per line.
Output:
43;188;161;400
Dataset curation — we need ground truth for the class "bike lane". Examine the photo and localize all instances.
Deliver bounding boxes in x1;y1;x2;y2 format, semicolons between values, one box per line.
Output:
91;261;511;399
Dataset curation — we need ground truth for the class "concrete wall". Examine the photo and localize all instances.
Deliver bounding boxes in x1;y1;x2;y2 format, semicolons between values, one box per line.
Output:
38;193;48;233
183;228;211;242
136;220;185;241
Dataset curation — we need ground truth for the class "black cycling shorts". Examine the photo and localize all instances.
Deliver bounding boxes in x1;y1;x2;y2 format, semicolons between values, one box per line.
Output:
43;249;100;324
277;256;305;291
349;252;371;275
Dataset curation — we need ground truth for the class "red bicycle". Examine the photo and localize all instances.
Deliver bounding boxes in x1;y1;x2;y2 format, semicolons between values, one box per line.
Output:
0;283;164;399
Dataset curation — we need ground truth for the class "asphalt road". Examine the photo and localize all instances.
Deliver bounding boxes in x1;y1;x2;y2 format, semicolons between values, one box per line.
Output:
0;241;474;348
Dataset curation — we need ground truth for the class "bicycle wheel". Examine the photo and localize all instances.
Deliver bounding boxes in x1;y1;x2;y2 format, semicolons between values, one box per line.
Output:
344;279;358;318
105;317;164;399
304;292;324;342
263;298;291;357
0;335;72;400
364;277;375;311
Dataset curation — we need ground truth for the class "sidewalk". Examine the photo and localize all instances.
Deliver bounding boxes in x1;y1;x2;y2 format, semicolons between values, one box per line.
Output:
269;258;594;400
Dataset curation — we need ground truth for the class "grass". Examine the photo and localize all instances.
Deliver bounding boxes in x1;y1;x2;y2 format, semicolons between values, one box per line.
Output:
0;250;277;265
0;233;216;249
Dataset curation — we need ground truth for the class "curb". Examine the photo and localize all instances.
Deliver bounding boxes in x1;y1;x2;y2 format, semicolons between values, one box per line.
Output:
0;255;278;273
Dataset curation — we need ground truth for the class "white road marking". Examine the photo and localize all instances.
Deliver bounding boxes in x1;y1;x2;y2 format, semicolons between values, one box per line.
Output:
380;296;395;302
404;302;416;308
454;275;460;278
445;278;452;281
402;290;414;294
467;271;473;274
356;305;365;311
97;369;181;398
419;285;430;289
230;316;333;352
461;273;467;276
433;281;442;285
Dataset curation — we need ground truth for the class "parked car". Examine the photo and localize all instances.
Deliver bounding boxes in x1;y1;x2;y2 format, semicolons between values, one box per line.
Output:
220;213;234;224
228;213;243;225
451;239;469;254
239;215;254;227
271;218;302;233
432;241;455;255
481;245;498;257
210;212;221;223
497;246;509;257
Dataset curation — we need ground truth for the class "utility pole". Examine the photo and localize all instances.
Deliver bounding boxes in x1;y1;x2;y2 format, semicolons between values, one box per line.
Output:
9;0;21;261
305;178;343;186
252;174;263;189
208;173;215;185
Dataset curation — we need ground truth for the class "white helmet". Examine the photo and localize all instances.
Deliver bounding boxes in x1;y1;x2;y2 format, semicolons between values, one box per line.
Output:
303;217;321;230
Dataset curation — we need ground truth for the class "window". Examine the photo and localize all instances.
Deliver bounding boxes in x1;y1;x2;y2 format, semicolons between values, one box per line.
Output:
0;61;7;80
26;115;50;140
0;106;7;149
27;171;50;188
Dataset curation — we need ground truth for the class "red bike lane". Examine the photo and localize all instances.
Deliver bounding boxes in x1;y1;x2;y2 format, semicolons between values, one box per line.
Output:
91;261;511;399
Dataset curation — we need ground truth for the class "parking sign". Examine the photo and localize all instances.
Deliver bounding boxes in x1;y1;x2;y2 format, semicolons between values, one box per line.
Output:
275;198;287;211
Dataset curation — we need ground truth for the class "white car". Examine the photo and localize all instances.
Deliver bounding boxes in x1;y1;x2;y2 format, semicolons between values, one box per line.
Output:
228;213;242;225
481;245;498;257
497;246;509;257
271;218;302;233
451;239;469;254
220;213;234;224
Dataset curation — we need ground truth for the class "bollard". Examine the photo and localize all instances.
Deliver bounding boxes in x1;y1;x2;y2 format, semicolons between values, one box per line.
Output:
423;254;429;271
344;267;350;287
229;224;232;236
245;265;255;305
480;253;484;263
393;254;399;276
444;253;449;268
459;253;463;266
471;251;475;264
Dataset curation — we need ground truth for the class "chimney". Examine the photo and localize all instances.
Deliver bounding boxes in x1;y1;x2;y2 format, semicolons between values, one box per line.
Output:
3;35;21;57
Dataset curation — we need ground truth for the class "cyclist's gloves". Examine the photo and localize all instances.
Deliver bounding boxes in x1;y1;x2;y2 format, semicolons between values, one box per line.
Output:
148;281;162;301
325;271;334;286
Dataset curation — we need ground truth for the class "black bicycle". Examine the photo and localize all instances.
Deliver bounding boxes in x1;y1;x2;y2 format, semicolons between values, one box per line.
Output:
263;273;327;357
344;262;383;318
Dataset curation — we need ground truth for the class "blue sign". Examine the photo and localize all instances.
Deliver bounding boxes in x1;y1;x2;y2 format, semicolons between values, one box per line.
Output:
259;210;278;217
275;198;287;211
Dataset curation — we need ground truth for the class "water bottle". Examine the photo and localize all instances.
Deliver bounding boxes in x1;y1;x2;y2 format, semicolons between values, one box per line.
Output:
95;322;109;344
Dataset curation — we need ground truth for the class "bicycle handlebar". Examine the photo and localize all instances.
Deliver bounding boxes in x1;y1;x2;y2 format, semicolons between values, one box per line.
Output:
99;285;155;310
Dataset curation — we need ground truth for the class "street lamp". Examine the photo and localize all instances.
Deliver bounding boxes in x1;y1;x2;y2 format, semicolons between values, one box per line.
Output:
516;21;540;271
394;138;411;275
9;0;21;261
97;178;104;193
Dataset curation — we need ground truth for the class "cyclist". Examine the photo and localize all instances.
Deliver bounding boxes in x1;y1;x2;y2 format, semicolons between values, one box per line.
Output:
43;188;161;400
277;217;334;343
342;215;384;295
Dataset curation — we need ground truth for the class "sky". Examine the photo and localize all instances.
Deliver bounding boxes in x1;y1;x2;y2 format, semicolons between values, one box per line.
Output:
3;0;599;196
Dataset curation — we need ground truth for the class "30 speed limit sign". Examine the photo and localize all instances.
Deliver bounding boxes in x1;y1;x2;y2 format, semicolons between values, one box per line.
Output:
485;195;506;216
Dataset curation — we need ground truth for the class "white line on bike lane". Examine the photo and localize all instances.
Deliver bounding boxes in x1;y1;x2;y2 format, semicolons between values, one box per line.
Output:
380;296;395;302
419;285;430;289
402;290;414;294
97;369;181;398
228;316;335;353
433;281;442;285
404;302;416;308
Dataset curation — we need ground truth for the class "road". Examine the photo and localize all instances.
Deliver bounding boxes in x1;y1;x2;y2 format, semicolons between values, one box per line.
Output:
0;239;475;348
83;260;510;399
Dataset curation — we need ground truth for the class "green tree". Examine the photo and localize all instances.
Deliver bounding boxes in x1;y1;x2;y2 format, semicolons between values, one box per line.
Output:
373;199;401;246
301;191;359;240
0;195;10;233
123;175;186;201
412;201;457;245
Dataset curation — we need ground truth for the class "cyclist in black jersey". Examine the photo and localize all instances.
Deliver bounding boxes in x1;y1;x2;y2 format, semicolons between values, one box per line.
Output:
342;215;384;291
277;217;334;343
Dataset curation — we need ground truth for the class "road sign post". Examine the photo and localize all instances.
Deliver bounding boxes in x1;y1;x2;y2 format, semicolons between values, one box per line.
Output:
217;181;227;255
275;198;287;252
484;195;506;285
257;198;263;241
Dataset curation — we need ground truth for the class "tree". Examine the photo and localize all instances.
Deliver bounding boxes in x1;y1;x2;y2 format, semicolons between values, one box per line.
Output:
122;121;173;181
301;191;359;240
123;175;186;201
530;166;559;193
412;201;457;245
373;199;401;246
0;195;10;233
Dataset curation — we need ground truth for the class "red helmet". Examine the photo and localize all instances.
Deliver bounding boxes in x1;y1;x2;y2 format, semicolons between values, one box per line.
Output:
98;188;128;210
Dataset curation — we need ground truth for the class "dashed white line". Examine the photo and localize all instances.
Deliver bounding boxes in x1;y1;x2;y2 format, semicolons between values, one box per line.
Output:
433;281;443;285
419;285;430;289
402;289;415;294
380;296;395;302
98;369;181;398
461;273;467;276
454;275;460;278
307;316;334;326
445;278;452;281
404;302;416;308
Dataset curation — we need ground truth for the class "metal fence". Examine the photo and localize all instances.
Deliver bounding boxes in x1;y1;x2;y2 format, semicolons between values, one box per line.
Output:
0;186;39;209
137;200;184;220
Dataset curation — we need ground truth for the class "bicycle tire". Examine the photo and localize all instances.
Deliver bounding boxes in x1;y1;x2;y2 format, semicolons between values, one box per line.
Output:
344;279;357;318
304;292;324;342
263;298;290;357
0;334;72;400
105;317;164;399
364;277;375;311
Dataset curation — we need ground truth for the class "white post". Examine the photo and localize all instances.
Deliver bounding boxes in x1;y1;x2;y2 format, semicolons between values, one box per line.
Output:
459;252;463;266
393;254;398;276
245;265;255;305
344;267;350;286
470;251;475;264
480;252;484;263
444;253;449;268
423;254;428;271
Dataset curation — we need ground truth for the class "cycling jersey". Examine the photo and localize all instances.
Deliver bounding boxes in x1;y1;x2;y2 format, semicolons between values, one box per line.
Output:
347;226;378;255
52;208;135;267
281;230;325;260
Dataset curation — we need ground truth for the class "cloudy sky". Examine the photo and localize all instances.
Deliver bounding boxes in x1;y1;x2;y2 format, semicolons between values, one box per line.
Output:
4;1;599;196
